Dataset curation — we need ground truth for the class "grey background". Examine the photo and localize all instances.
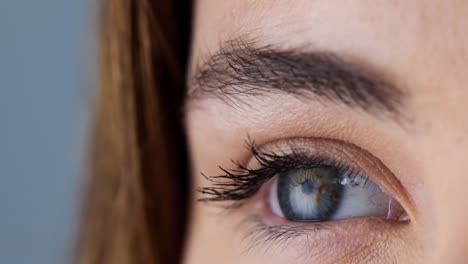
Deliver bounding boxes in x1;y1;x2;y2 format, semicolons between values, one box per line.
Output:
0;0;90;263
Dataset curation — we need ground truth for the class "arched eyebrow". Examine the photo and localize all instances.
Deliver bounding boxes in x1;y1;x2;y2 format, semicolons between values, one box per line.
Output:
187;37;405;117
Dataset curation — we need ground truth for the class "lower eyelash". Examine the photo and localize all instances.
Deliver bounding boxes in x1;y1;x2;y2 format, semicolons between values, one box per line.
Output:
239;215;327;254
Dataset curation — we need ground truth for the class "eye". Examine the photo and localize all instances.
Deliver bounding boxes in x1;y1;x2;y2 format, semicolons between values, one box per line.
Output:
269;166;407;222
198;138;414;259
198;138;412;226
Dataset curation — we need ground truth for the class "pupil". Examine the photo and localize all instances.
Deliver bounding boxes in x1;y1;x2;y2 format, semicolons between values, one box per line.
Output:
300;179;314;194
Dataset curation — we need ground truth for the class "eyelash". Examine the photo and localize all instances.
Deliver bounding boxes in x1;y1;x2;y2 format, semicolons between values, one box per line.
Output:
197;139;368;208
239;214;328;253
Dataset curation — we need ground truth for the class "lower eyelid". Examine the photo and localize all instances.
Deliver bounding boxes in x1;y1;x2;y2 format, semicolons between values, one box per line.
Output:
238;215;326;253
237;208;410;262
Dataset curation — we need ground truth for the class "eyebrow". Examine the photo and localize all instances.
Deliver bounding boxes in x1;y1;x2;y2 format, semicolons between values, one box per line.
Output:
188;37;405;116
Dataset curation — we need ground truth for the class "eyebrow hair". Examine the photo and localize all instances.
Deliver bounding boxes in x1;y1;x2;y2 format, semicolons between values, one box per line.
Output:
188;37;405;115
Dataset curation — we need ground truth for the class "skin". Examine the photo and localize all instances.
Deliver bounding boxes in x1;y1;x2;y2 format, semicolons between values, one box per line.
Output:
183;0;468;263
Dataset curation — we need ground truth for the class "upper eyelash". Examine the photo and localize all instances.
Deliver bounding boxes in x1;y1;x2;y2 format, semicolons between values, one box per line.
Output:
197;139;367;208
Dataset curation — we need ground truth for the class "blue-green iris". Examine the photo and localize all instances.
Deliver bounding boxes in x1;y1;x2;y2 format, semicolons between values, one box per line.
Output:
277;166;343;221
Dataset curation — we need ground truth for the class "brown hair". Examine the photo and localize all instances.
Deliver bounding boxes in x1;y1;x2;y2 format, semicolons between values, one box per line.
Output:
78;0;192;263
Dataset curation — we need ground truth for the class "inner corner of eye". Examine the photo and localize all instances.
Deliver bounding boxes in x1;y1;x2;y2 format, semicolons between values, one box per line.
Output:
265;167;408;223
268;177;284;218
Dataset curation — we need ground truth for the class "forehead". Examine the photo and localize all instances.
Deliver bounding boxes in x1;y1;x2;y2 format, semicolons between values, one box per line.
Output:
193;0;465;49
192;0;466;79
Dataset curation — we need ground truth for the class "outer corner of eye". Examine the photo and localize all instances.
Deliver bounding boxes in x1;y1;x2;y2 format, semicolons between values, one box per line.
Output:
265;166;410;224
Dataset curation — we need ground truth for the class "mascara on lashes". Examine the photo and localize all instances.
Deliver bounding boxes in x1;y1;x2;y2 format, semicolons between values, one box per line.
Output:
197;139;367;209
